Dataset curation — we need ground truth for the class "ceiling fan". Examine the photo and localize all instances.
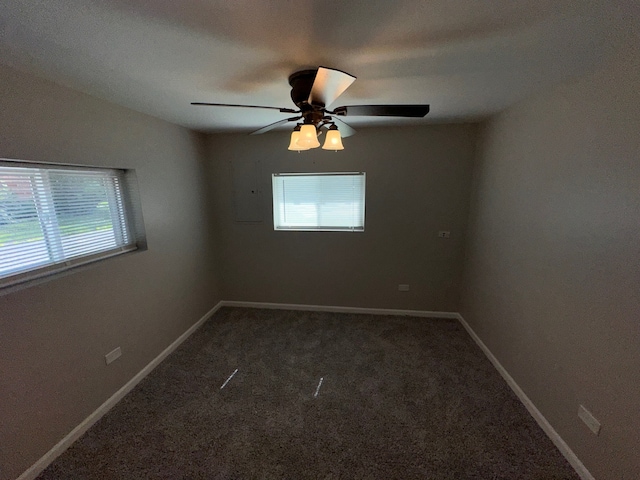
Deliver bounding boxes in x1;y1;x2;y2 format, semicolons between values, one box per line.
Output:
192;66;430;151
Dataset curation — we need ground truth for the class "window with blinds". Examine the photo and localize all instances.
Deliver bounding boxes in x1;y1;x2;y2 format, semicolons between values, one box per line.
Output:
272;172;366;231
0;161;136;287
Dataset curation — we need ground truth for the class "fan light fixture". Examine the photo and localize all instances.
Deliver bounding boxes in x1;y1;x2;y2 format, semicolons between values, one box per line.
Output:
289;123;344;152
287;126;309;151
297;124;321;149
322;125;344;151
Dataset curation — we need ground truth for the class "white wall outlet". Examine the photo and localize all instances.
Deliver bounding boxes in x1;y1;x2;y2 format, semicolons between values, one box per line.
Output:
578;405;601;435
105;347;122;365
438;231;451;238
398;284;410;291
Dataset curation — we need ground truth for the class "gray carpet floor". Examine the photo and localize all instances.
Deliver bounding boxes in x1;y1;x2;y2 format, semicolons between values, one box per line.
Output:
38;307;580;479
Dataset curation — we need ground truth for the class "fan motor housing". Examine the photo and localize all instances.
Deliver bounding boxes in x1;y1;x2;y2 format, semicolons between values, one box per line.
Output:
288;69;319;108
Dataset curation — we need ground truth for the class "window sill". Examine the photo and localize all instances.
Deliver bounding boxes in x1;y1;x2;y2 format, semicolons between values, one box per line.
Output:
0;245;143;296
274;228;365;232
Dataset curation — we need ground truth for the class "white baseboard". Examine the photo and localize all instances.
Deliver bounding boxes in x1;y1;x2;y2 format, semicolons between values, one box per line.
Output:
17;301;224;480
456;313;595;480
220;300;460;319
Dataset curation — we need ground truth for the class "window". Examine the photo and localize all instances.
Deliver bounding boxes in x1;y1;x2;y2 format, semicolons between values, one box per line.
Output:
272;172;366;231
0;160;141;288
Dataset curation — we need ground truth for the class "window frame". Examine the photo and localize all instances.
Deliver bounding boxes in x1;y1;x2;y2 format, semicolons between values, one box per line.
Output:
271;172;366;232
0;158;144;291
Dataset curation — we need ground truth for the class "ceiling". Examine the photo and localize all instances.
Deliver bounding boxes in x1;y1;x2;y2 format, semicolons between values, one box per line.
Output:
0;0;630;133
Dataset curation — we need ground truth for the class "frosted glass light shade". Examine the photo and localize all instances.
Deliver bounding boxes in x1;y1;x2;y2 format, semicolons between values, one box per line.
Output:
288;131;309;151
322;128;344;150
297;124;320;148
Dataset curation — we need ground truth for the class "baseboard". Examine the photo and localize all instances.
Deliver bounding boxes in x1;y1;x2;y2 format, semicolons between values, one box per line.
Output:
221;300;459;319
455;313;595;480
17;300;224;480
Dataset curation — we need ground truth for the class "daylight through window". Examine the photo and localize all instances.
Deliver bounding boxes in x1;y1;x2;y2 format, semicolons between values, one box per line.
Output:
272;172;366;231
0;162;136;286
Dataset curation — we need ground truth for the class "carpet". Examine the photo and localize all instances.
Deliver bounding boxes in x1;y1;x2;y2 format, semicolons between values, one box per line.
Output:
38;307;580;479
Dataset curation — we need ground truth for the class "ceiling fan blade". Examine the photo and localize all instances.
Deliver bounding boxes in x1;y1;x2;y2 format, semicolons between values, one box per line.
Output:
332;117;357;138
249;116;301;135
191;102;298;114
307;67;356;108
332;104;430;117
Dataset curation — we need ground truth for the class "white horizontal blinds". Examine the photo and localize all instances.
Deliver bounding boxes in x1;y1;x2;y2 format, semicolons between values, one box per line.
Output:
49;170;129;260
0;169;50;275
273;173;365;231
0;164;132;280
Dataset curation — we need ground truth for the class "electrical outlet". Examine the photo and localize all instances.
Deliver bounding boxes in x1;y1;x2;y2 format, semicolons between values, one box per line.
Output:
578;405;601;435
398;284;410;291
438;231;451;238
105;347;122;365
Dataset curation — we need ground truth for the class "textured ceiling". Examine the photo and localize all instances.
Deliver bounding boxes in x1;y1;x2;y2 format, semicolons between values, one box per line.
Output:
0;0;632;132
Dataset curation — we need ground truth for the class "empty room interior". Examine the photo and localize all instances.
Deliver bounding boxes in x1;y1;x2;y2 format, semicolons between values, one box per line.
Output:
0;1;638;479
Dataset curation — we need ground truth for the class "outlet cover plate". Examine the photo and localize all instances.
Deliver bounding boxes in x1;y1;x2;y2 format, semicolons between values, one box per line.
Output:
398;284;410;291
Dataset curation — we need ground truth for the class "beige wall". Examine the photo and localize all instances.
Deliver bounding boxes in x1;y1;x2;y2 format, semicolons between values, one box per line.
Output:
206;124;477;311
460;41;640;479
0;65;221;479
